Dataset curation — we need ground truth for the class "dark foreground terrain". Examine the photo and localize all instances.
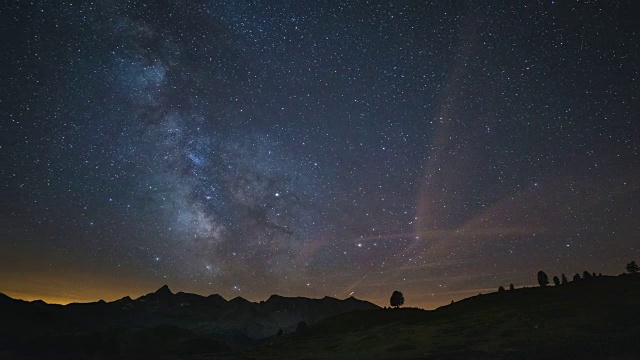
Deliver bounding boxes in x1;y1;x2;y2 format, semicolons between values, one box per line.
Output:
255;274;640;360
1;274;639;359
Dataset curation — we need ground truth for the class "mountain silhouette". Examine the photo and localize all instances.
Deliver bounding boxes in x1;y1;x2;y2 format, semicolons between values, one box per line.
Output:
1;274;638;359
0;286;378;351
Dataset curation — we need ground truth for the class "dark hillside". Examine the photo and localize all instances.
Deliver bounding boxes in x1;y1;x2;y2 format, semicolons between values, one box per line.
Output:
257;274;640;359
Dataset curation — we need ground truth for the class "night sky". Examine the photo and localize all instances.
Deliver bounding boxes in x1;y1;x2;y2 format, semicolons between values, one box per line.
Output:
3;1;639;308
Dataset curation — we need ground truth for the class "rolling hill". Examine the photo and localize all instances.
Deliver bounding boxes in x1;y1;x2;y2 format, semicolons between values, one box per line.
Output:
257;274;640;359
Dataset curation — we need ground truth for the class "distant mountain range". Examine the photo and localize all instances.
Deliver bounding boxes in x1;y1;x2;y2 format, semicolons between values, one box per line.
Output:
0;285;378;343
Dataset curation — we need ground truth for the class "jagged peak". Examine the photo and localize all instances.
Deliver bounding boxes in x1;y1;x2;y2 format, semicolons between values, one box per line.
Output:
136;285;173;301
155;284;173;295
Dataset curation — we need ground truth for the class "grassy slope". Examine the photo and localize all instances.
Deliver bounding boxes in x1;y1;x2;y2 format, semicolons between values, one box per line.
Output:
247;274;640;360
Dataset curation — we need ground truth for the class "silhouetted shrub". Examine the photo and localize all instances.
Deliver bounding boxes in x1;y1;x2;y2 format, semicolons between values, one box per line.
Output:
583;271;592;279
498;286;505;292
277;328;283;337
553;276;560;286
573;273;580;281
561;273;568;284
390;291;404;308
626;261;639;274
537;271;549;287
509;283;514;290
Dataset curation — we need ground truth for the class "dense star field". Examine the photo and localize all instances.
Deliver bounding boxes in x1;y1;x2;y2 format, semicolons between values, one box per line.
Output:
3;1;639;308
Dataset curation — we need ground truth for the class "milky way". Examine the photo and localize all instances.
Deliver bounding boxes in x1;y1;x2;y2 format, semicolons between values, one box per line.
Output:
3;1;639;307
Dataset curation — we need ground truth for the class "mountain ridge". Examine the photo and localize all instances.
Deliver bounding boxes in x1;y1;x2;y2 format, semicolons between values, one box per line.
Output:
0;286;379;342
0;285;374;308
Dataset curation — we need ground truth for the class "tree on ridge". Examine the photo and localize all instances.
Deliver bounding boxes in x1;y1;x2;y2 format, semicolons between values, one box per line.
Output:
537;271;549;287
390;291;404;308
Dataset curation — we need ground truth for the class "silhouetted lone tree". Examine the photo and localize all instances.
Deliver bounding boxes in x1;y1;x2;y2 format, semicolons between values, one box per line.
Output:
498;286;505;292
583;271;592;279
277;328;283;337
509;283;514;290
626;261;639;274
573;273;580;282
561;273;568;284
537;271;549;287
553;276;560;286
390;290;404;308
